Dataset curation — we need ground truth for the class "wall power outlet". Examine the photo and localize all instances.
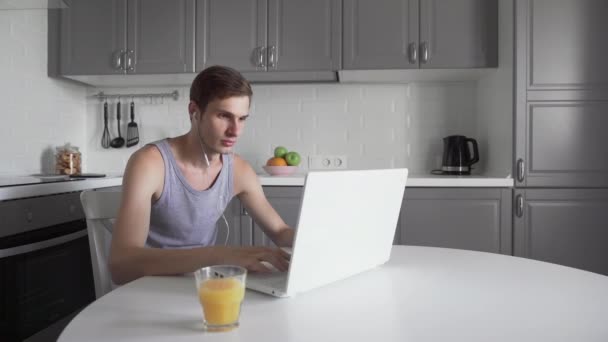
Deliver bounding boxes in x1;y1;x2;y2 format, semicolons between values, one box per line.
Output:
308;155;348;170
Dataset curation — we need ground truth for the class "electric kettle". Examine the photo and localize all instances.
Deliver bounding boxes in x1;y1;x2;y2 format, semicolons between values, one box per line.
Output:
433;135;479;175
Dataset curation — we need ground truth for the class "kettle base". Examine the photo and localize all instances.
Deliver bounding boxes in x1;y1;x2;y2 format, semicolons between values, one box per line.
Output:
431;169;471;176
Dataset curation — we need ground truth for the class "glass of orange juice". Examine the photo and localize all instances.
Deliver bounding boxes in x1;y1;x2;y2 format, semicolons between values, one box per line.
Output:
194;265;247;331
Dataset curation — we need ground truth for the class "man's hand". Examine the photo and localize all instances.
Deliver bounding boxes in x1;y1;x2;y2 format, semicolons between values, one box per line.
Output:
211;246;291;273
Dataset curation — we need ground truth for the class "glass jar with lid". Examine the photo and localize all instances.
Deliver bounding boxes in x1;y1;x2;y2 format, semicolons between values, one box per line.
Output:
55;143;82;175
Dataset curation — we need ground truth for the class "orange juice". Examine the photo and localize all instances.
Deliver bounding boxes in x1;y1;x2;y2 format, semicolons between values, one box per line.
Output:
198;278;245;326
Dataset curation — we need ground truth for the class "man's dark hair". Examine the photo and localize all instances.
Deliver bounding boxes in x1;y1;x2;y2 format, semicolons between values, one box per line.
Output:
189;65;252;113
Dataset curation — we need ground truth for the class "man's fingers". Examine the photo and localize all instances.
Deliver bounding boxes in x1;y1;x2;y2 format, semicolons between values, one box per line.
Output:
247;261;272;273
258;252;289;272
279;247;292;260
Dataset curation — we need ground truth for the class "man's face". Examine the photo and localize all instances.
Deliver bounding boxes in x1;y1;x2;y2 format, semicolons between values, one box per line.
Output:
192;96;250;155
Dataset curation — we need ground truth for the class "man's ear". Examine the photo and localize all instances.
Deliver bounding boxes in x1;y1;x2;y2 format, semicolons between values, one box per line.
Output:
188;101;200;121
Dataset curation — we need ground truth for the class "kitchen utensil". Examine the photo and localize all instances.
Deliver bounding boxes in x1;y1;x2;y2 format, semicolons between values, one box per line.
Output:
126;101;139;147
110;100;125;148
431;135;479;175
101;101;111;149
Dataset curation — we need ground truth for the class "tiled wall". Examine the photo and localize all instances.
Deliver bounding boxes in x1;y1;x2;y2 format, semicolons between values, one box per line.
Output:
0;9;86;175
85;82;479;175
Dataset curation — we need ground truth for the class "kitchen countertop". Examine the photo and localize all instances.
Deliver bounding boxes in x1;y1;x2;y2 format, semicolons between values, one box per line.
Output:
0;172;513;201
0;175;124;201
258;173;514;187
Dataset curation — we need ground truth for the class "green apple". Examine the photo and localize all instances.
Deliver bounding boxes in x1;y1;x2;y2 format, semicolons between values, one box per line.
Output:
274;146;288;158
284;151;301;166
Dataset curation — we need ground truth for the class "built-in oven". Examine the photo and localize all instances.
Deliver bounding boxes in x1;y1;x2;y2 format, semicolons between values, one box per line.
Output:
0;191;95;341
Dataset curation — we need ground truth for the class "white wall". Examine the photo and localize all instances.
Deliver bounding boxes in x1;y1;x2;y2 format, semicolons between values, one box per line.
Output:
85;82;479;175
0;9;87;175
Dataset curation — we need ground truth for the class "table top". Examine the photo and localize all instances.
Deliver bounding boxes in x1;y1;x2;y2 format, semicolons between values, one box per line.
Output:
59;246;608;342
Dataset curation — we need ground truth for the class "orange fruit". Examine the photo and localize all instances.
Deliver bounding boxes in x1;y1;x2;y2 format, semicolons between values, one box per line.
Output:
267;157;288;166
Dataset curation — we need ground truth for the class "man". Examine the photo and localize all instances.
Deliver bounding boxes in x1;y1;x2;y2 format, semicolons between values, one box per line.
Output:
110;66;293;285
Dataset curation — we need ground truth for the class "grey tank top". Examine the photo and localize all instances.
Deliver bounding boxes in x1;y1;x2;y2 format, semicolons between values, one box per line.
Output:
147;139;234;249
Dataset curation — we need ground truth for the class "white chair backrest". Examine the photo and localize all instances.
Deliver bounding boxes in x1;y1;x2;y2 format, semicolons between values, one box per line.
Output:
80;190;122;298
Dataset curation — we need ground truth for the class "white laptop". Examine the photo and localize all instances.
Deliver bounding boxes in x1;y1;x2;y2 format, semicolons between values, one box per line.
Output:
246;168;408;297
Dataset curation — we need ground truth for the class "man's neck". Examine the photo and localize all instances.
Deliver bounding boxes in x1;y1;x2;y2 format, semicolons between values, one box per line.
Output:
171;134;222;169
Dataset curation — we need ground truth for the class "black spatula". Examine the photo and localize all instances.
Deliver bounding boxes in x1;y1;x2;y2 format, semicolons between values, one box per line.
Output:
126;101;139;147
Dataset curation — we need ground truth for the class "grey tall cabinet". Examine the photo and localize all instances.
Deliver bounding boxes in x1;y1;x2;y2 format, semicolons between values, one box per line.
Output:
514;0;608;275
196;0;341;72
58;0;194;75
342;0;498;69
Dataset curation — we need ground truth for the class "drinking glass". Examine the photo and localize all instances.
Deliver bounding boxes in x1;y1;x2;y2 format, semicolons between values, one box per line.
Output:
194;265;247;331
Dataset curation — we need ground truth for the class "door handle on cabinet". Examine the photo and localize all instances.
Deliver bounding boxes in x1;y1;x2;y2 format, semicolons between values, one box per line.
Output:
408;42;418;64
259;46;266;68
112;50;125;70
125;50;135;72
267;45;276;69
420;42;429;64
515;194;524;217
517;159;525;183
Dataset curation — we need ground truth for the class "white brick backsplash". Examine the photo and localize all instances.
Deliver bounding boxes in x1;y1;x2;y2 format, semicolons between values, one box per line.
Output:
314;84;363;102
83;81;480;174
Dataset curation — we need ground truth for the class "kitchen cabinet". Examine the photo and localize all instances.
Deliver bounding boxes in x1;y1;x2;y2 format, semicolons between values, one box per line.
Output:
515;101;608;187
227;187;302;248
57;0;194;75
397;188;512;254
251;187;303;247
196;0;341;72
514;0;608;187
215;198;243;246
513;189;608;276
516;0;608;97
342;0;498;70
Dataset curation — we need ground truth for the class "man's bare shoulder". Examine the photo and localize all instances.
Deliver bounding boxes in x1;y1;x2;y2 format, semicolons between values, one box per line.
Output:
130;144;163;167
123;145;164;190
232;153;260;195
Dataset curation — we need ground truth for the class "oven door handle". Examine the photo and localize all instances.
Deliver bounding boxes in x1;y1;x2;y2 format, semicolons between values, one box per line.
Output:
0;229;88;258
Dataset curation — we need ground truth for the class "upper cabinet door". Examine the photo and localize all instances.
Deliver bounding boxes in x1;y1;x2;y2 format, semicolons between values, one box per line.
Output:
267;0;341;71
60;0;127;75
522;0;608;93
127;0;195;74
196;0;267;72
419;0;498;68
343;0;418;69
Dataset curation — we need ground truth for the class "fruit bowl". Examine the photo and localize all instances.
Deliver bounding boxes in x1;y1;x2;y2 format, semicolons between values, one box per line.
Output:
263;165;298;176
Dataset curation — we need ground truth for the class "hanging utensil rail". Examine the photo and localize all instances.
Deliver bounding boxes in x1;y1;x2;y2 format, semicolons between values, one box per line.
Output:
93;90;179;101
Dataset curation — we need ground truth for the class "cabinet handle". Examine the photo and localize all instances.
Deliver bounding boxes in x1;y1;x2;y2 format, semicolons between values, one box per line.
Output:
420;42;429;64
125;50;134;72
258;46;266;68
241;206;249;216
408;42;418;64
267;45;276;69
517;158;525;183
515;194;524;217
112;50;125;70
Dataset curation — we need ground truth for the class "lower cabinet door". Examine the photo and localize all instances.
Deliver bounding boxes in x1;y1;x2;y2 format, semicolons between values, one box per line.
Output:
514;188;608;276
398;188;512;254
251;187;303;248
215;198;242;246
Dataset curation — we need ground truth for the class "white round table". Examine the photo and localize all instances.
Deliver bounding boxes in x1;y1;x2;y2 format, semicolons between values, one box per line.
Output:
59;246;608;342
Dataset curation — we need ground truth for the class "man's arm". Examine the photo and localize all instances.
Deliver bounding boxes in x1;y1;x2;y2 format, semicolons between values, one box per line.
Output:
109;148;290;285
234;156;295;247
